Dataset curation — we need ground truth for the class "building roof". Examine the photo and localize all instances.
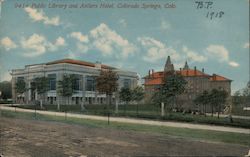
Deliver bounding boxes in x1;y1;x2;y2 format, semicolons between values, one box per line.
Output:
177;69;210;77
144;69;231;86
46;59;115;69
144;77;164;85
144;56;231;86
209;74;231;81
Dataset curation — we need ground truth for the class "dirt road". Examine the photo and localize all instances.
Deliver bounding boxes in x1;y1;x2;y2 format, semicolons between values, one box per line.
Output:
0;117;249;157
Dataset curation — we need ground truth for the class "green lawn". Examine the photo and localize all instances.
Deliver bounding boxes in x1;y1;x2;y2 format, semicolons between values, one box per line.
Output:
14;104;250;128
1;109;250;146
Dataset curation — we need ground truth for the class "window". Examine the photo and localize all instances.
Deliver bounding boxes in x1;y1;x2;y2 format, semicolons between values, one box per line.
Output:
123;79;131;88
17;77;25;81
72;74;83;91
48;74;56;90
86;76;96;91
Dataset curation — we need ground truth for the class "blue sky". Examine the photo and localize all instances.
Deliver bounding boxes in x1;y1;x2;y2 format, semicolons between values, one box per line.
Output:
0;0;249;93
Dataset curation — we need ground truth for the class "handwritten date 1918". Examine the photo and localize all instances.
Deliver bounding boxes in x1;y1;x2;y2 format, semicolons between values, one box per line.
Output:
206;11;224;20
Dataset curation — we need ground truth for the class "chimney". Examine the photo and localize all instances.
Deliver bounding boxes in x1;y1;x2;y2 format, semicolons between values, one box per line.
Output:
202;68;204;73
148;70;151;78
194;66;197;76
152;69;154;74
213;74;216;80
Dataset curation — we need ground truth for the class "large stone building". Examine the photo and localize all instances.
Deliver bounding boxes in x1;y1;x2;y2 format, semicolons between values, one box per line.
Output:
11;59;138;105
144;56;232;111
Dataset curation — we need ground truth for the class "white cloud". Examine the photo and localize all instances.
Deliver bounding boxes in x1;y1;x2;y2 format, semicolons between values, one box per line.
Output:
206;45;229;62
66;52;77;59
0;37;17;51
243;42;249;49
70;32;89;43
182;46;207;62
160;19;171;31
119;19;127;27
90;23;136;58
21;34;47;56
21;34;64;57
229;61;239;67
206;44;239;67
55;36;65;46
138;37;180;63
24;7;60;26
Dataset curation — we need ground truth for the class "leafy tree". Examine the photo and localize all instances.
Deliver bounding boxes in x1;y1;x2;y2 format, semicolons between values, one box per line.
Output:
194;90;209;116
194;93;203;113
208;89;217;117
57;74;74;105
15;78;27;103
96;69;118;96
16;79;26;94
32;77;49;109
131;86;144;103
208;89;228;118
96;69;119;103
96;69;119;115
161;73;187;111
151;87;166;106
119;87;132;113
242;87;250;107
216;90;228;118
232;90;242;106
0;81;12;100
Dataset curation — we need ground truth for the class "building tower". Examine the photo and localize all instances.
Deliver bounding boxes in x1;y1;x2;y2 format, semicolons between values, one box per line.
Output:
183;61;189;70
164;56;174;72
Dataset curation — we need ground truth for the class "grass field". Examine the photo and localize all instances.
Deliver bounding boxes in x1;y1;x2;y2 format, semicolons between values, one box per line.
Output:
14;104;250;128
1;109;250;146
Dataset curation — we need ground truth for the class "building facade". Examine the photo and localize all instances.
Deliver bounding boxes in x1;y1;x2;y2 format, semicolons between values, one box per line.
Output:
144;56;232;111
11;59;138;105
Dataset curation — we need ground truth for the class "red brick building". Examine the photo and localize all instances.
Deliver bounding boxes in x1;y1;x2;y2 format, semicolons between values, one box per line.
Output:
144;56;232;111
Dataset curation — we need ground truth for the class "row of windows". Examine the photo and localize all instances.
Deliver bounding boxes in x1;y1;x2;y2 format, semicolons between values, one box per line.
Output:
17;75;132;91
47;96;113;105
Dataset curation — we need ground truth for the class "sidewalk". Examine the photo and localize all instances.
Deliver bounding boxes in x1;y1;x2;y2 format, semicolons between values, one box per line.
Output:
205;113;250;120
0;105;250;134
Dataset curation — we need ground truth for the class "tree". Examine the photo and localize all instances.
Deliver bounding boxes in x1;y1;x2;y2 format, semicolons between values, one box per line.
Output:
216;89;228;118
57;74;74;105
151;87;167;106
208;89;228;118
0;81;12;100
15;79;27;103
194;93;203;113
194;90;209;115
131;86;144;103
96;69;119;113
242;87;250;107
161;72;187;111
32;77;49;109
119;87;132;114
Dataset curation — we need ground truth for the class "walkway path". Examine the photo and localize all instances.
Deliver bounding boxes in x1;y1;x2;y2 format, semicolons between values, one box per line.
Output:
1;105;249;134
205;113;250;120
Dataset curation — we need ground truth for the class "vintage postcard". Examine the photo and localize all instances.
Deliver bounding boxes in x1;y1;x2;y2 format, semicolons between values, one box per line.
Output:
0;0;249;156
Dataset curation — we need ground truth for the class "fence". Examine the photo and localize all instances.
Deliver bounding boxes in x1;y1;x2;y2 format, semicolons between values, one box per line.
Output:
1;104;250;128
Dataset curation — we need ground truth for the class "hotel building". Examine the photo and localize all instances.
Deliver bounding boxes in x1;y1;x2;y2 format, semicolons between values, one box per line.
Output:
144;56;232;111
